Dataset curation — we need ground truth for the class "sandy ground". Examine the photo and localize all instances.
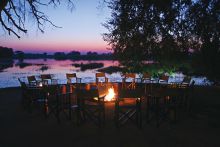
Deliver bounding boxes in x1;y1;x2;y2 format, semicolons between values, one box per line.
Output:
0;86;220;147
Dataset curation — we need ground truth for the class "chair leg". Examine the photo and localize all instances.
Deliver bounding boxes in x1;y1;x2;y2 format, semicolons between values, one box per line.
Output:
98;104;101;127
102;104;105;126
115;99;119;128
68;96;72;120
156;97;160;128
44;99;49;119
146;95;150;123
136;98;142;129
76;107;80;125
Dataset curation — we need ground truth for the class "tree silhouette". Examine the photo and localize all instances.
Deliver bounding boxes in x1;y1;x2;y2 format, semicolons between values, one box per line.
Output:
188;0;220;79
0;0;74;38
104;0;220;79
103;0;191;66
0;46;14;58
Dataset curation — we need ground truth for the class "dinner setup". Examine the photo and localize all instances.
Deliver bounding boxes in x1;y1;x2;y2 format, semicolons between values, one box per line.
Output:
18;72;194;128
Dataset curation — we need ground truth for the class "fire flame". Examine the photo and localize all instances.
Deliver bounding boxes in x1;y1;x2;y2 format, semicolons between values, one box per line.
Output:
105;87;115;101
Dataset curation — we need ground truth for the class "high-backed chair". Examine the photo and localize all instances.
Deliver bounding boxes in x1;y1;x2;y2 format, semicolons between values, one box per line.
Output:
42;84;60;120
141;72;152;94
57;85;81;125
115;74;142;128
179;76;194;112
77;84;105;127
146;78;194;127
18;78;45;113
146;74;170;127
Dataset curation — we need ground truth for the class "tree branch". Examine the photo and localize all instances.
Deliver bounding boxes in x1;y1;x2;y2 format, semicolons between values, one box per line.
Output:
0;0;74;38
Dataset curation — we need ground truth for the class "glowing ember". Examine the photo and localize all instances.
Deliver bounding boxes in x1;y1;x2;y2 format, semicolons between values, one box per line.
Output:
105;87;115;101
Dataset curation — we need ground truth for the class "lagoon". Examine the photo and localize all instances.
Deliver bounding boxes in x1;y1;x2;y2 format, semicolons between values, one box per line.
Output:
0;59;121;88
0;59;211;88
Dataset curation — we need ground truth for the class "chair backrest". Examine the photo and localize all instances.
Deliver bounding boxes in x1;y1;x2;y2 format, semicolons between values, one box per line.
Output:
118;88;142;98
122;73;136;89
142;72;151;83
27;76;36;82
96;72;105;78
124;73;136;79
76;84;100;101
142;72;151;79
40;74;53;85
96;72;108;86
66;73;77;84
159;75;169;83
66;73;77;79
27;75;37;85
182;76;191;84
178;76;191;89
41;74;52;80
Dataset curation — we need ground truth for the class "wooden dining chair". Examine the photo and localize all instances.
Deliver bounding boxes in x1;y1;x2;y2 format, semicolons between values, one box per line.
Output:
115;83;142;128
145;86;176;127
57;85;81;125
141;72;152;94
42;84;60;121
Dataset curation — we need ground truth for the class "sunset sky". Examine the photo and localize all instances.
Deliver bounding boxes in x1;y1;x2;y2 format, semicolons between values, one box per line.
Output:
0;0;111;54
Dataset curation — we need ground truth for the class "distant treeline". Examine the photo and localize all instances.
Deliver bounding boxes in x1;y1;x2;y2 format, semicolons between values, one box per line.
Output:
0;46;113;60
53;51;113;60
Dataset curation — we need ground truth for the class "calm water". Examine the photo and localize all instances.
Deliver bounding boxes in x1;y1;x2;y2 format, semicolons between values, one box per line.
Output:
0;59;122;88
0;59;211;88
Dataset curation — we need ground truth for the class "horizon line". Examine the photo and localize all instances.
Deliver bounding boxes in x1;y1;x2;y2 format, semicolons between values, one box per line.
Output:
13;49;112;55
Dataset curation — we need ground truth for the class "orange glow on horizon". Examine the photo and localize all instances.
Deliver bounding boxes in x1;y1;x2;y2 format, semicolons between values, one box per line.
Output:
6;40;111;53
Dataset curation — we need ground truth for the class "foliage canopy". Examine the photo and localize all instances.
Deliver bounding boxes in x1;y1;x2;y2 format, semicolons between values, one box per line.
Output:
103;0;220;80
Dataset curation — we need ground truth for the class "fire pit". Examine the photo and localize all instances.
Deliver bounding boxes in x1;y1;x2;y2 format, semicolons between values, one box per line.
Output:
104;87;116;101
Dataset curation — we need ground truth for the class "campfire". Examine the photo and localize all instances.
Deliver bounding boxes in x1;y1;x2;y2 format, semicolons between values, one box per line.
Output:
104;87;116;101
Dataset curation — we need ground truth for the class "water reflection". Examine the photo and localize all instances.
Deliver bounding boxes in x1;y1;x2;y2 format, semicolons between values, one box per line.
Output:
0;59;212;88
38;65;49;72
72;63;104;71
0;59;119;88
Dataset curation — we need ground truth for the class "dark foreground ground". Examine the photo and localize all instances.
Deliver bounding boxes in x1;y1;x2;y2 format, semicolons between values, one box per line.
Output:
0;86;220;147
